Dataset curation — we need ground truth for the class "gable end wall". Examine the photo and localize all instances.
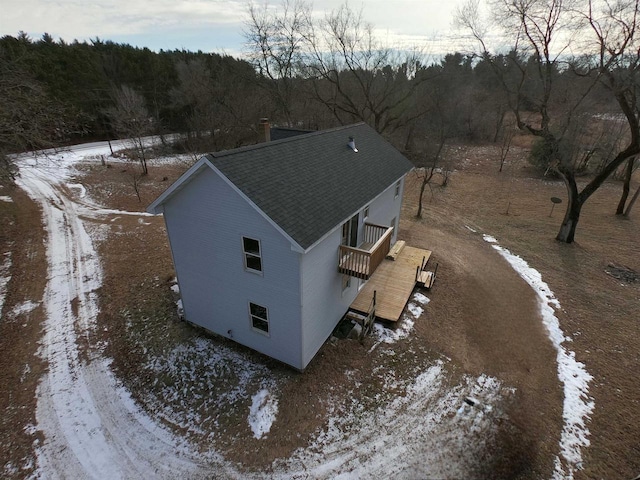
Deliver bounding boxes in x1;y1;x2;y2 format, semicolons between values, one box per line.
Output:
162;167;303;369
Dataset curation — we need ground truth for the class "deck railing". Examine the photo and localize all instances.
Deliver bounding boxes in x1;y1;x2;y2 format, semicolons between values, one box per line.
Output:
338;223;393;280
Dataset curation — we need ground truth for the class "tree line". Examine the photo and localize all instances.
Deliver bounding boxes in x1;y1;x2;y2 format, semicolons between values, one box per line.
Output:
1;0;638;243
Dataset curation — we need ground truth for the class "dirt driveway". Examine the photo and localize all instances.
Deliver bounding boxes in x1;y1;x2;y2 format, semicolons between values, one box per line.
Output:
1;140;638;479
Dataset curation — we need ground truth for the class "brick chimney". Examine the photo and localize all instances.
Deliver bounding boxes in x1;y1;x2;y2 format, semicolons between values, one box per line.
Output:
258;118;271;143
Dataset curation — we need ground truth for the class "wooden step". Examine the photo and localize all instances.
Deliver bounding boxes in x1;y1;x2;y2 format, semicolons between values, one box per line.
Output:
417;271;433;288
345;310;367;323
386;240;406;261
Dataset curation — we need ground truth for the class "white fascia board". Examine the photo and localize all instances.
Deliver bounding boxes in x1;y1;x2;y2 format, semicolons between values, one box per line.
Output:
146;156;210;214
203;159;306;254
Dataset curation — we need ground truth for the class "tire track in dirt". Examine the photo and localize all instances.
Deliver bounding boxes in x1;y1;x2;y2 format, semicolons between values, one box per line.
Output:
16;160;216;479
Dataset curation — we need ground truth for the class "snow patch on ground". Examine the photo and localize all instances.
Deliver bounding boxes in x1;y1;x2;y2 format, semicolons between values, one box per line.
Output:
407;302;423;318
465;225;477;233
66;183;86;198
17;149;153;219
143;337;278;439
413;292;431;305
483;234;594;479
372;315;413;345
11;300;39;317
482;234;497;243
0;252;12;319
10;139;519;479
170;279;184;317
17;147;210;479
0;195;13;202
248;389;279;439
371;291;430;346
274;361;512;478
84;222;111;245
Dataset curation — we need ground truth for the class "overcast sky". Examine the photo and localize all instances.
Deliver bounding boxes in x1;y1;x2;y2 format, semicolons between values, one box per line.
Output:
1;0;467;58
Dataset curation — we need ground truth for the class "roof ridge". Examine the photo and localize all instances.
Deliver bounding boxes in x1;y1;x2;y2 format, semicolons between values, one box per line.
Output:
209;122;367;159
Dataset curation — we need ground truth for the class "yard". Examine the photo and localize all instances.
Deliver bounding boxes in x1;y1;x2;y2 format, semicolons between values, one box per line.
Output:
0;136;638;479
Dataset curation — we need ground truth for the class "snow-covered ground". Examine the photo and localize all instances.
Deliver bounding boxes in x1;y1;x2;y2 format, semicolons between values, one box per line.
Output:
248;389;279;439
370;291;429;349
274;362;511;479
9;141;574;479
16;148;215;478
0;252;12;320
483;234;594;480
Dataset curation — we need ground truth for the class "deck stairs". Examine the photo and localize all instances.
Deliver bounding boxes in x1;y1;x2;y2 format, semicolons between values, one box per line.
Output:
385;240;406;261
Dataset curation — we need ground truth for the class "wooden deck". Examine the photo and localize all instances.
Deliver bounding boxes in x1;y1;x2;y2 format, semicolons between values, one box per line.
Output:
349;245;432;322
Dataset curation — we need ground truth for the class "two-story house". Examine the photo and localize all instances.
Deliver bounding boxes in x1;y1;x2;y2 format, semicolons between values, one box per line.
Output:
147;122;414;370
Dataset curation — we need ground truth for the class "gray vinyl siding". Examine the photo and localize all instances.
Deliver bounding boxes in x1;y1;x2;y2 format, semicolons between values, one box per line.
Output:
299;178;405;367
162;167;303;369
361;177;405;244
300;226;356;367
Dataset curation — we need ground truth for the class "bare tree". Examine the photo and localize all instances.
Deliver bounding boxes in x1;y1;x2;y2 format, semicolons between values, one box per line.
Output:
497;120;515;172
244;1;428;133
304;4;426;134
458;0;640;243
244;0;311;124
412;71;464;217
623;178;640;216
105;85;154;174
584;0;640;217
616;150;638;213
171;55;266;152
415;134;449;219
0;50;76;184
171;59;217;148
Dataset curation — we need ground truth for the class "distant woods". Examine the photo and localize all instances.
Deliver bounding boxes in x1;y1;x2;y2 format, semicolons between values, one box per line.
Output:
1;30;614;159
1;0;639;243
0;33;264;156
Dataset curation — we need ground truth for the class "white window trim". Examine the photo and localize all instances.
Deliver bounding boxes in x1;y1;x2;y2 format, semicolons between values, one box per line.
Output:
363;205;370;219
394;180;401;199
242;236;263;275
341;274;351;294
249;301;270;336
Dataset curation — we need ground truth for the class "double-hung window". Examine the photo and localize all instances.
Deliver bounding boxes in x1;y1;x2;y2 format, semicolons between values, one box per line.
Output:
242;237;262;273
249;302;269;334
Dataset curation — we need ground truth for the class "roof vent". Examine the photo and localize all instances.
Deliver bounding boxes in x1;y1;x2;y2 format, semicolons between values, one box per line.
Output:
348;136;358;153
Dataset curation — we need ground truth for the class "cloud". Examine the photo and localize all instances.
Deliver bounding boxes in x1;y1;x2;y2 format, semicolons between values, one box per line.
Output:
1;0;464;56
2;0;246;40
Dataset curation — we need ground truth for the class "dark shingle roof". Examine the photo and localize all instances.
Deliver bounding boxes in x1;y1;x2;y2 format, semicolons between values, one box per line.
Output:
207;123;413;250
269;127;313;141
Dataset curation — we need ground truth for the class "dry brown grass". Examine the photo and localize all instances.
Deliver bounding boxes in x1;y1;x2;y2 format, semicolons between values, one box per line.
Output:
404;140;640;479
0;188;47;478
85;150;562;477
72;142;640;478
2;137;639;478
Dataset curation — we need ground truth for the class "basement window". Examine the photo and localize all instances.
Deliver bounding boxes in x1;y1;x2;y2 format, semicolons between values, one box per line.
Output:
249;302;269;334
242;236;262;273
